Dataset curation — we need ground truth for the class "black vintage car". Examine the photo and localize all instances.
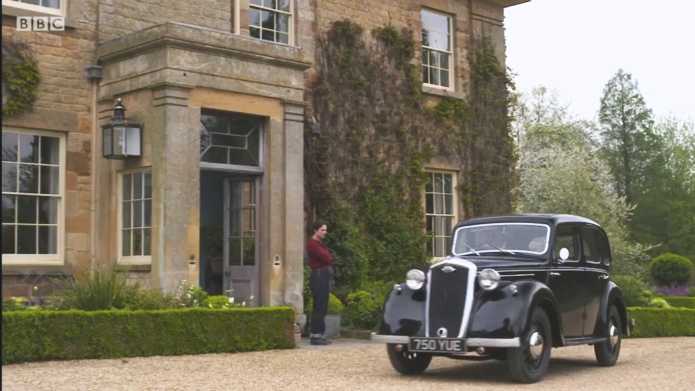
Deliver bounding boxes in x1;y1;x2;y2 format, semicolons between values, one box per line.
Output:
371;214;628;383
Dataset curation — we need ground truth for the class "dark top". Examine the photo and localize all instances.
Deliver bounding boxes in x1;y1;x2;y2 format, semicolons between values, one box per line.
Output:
307;239;333;270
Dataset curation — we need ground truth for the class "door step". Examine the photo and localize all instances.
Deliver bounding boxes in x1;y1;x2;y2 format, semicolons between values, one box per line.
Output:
563;336;608;346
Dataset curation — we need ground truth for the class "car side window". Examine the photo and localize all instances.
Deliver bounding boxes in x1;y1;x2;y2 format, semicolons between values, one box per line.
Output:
581;226;603;264
554;224;580;262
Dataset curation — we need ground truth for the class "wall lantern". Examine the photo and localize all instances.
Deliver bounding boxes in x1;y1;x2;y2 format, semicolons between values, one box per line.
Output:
102;98;142;159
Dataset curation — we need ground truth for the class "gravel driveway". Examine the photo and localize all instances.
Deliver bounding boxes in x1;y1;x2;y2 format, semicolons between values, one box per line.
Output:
3;337;694;390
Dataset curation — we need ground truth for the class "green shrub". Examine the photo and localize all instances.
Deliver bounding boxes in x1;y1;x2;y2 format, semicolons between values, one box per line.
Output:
58;268;133;310
649;252;693;286
123;289;177;310
613;275;653;306
204;295;245;309
661;296;695;309
2;307;295;364
628;307;695;337
343;290;382;330
648;297;671;308
2;297;29;311
305;293;344;315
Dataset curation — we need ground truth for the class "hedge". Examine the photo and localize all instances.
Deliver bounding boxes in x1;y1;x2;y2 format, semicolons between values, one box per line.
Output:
627;307;695;337
661;296;695;309
2;307;295;364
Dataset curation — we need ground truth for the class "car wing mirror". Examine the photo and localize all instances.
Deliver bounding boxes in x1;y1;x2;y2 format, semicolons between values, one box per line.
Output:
556;248;570;264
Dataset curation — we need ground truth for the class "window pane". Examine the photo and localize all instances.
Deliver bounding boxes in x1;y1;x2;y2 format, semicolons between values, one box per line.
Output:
250;27;261;39
2;132;18;162
229;238;242;265
426;215;433;233
434;173;443;192
249;8;261;27
17;196;37;224
143;228;151;256
277;14;289;34
134;173;143;199
2;225;15;254
2;195;16;222
40;136;59;164
144;199;152;226
2;163;17;192
278;0;290;11
261;10;274;29
122;229;131;256
421;65;429;84
123;174;131;201
430;50;440;68
123;202;131;228
38;226;57;254
443;174;452;193
201;146;227;164
41;0;60;9
250;0;262;6
40;166;59;194
144;172;152;198
278;32;289;44
429;66;439;86
445;193;452;214
262;29;274;41
133;228;142;255
38;197;57;224
263;0;276;9
440;52;450;71
243;237;255;265
134;201;142;227
426;193;433;214
18;164;39;193
441;70;449;87
421;10;450;51
19;134;39;163
17;226;36;254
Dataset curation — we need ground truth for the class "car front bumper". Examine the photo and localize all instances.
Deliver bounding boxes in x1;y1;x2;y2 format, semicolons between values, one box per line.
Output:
370;333;521;348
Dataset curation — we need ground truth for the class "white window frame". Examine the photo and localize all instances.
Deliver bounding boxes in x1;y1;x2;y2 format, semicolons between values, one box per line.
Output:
117;168;152;265
2;0;66;17
247;0;294;46
425;170;458;260
2;127;66;266
421;8;454;91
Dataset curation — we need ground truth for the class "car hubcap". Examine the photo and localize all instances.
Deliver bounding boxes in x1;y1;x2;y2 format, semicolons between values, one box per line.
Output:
528;331;544;360
609;323;619;347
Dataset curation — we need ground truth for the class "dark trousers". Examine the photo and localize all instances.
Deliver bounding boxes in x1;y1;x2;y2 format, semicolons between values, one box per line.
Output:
310;266;332;336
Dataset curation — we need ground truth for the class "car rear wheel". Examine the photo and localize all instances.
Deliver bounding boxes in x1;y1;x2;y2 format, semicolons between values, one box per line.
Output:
594;304;622;366
386;344;432;375
507;307;552;383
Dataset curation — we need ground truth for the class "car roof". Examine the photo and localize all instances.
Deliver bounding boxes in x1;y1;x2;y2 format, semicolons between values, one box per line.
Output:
454;214;601;229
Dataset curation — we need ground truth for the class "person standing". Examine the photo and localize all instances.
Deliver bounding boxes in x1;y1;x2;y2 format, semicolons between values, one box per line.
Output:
306;222;334;345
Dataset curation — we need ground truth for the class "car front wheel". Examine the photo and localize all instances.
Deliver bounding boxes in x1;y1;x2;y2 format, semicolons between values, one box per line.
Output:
386;344;432;375
507;307;552;383
594;304;622;366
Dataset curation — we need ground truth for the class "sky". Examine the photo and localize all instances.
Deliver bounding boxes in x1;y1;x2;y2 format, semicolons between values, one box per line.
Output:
505;0;695;123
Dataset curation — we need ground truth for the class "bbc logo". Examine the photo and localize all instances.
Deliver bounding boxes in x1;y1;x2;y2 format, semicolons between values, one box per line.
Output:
16;16;65;32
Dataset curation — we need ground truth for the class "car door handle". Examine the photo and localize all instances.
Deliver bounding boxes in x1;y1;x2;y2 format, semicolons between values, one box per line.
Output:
598;274;609;280
550;272;561;277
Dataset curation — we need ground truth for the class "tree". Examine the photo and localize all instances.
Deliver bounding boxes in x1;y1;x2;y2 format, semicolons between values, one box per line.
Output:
598;69;659;204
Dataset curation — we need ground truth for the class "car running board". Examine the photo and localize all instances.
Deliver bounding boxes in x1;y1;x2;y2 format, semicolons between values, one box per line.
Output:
563;336;608;346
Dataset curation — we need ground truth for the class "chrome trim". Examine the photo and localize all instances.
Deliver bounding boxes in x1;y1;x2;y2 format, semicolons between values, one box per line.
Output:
499;273;535;278
466;338;521;348
426;257;477;339
452;223;551;256
370;333;409;344
549;272;561;277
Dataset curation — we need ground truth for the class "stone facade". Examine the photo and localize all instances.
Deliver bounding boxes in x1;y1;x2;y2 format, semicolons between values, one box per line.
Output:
1;0;526;313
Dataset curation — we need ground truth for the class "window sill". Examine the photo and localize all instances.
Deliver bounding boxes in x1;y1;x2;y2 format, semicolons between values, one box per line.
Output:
114;264;152;273
117;256;152;267
2;3;63;18
2;255;63;266
422;84;465;100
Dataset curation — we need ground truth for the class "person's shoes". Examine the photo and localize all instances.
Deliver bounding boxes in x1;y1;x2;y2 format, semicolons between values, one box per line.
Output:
310;337;332;345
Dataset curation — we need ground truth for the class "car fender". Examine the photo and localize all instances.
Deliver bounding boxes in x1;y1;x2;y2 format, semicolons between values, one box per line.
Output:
378;284;426;336
595;281;629;336
467;281;563;345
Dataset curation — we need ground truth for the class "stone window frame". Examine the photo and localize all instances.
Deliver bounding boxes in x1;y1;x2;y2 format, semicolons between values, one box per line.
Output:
247;0;294;46
421;8;455;91
2;0;67;17
2;127;66;266
117;168;153;266
424;170;458;259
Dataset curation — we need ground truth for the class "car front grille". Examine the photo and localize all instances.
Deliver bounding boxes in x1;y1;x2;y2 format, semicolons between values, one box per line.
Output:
427;263;471;338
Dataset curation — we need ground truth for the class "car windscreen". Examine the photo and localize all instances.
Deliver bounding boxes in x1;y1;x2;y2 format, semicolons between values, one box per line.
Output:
452;223;551;256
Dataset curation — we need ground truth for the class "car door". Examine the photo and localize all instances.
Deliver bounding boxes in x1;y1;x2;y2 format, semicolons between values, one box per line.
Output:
548;223;587;337
580;225;610;336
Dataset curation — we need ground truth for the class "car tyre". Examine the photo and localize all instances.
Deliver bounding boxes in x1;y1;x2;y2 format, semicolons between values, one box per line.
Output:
594;304;622;366
386;344;432;375
507;307;552;383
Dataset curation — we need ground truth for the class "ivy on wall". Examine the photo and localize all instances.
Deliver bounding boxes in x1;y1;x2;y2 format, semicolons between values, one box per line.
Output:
305;20;516;293
1;41;41;118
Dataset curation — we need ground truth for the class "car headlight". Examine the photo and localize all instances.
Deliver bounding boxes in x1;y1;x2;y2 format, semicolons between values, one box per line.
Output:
478;268;500;291
405;269;426;290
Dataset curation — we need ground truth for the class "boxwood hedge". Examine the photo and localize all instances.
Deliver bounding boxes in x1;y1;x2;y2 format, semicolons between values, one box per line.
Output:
661;296;695;309
2;307;295;364
628;307;695;337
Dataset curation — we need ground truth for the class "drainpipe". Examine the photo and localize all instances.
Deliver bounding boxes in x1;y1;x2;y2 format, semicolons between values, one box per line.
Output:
85;65;102;275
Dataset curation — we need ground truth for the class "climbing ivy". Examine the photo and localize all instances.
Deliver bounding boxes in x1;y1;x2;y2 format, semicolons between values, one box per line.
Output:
305;21;515;293
2;41;41;118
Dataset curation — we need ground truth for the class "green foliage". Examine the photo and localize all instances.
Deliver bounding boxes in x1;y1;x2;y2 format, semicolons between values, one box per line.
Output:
649;252;693;286
343;290;383;330
305;292;344;315
204;295;238;309
122;289;177;310
627;307;695;337
1;307;295;364
57;268;134;310
648;297;671;309
2;297;29;311
1;41;41;118
613;275;654;307
660;296;695;309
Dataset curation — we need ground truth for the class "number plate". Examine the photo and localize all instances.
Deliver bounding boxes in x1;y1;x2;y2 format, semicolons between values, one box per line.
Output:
409;338;465;353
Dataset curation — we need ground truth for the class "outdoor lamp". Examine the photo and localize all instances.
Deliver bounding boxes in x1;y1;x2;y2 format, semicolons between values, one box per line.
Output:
102;98;142;159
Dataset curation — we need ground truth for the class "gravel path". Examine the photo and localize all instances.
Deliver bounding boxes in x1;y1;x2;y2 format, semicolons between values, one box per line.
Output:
3;337;695;390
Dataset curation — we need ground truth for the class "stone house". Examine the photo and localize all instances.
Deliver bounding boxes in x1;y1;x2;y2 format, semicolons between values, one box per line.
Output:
1;0;527;314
